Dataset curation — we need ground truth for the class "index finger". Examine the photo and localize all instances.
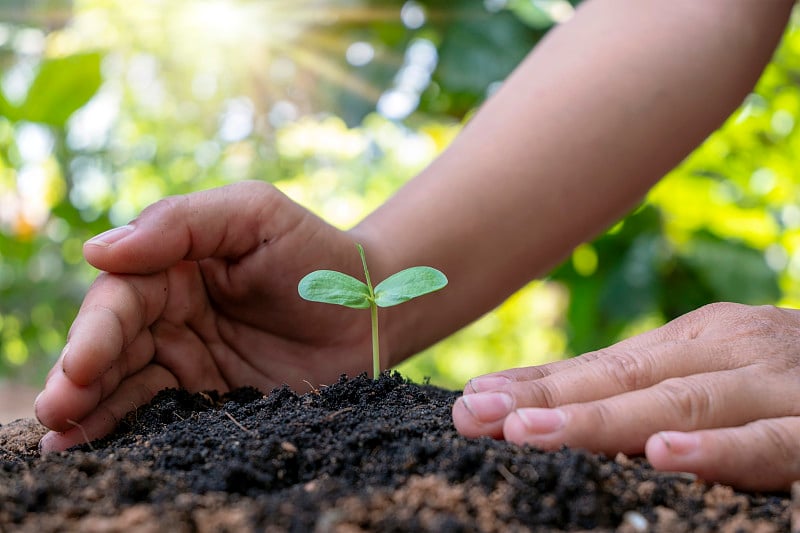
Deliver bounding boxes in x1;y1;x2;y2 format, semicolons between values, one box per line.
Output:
82;181;303;275
463;305;710;395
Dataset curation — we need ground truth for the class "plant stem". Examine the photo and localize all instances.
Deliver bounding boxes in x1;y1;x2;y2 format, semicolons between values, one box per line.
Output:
357;244;380;379
370;301;380;379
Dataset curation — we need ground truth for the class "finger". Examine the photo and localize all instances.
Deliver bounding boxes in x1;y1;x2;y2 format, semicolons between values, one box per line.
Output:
61;271;168;386
645;417;800;491
462;307;714;396
35;369;102;432
83;181;303;274
37;330;157;433
454;337;731;439
37;272;167;431
98;329;157;397
461;303;774;399
501;369;796;455
463;302;747;397
39;364;178;453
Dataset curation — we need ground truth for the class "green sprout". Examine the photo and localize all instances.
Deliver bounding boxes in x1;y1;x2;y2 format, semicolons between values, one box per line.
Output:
298;243;448;379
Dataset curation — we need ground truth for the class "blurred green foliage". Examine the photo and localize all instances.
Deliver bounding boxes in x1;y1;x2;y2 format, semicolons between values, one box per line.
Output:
0;0;798;390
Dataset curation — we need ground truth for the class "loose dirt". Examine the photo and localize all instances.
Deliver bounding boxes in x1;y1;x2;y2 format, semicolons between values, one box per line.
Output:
0;373;792;532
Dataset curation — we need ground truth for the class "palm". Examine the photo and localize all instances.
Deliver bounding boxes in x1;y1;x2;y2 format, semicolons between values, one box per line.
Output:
154;239;373;395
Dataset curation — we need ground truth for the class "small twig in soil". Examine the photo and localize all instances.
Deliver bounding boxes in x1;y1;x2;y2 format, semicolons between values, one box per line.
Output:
129;402;140;424
496;463;526;489
224;411;251;433
280;441;298;454
324;406;354;422
661;471;698;483
66;419;95;451
198;391;217;407
302;380;321;394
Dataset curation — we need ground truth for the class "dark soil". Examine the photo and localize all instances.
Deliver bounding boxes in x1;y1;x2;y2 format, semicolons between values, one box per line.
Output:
0;373;793;532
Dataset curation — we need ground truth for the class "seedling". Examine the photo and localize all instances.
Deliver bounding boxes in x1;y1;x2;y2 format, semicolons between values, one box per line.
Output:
298;243;447;379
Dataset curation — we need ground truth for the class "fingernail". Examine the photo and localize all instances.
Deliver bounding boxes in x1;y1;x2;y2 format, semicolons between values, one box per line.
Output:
515;407;566;434
468;375;512;394
38;432;55;455
658;431;699;456
461;392;514;423
86;225;135;247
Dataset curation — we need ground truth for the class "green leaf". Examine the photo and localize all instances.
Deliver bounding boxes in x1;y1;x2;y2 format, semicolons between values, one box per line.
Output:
17;52;103;127
436;11;537;95
679;233;780;305
373;267;448;308
298;270;371;309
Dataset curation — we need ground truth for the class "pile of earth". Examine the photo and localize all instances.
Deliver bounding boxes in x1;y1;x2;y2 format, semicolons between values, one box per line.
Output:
0;372;792;532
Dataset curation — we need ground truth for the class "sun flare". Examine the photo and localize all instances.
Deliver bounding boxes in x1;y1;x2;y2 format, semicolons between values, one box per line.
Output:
161;0;426;113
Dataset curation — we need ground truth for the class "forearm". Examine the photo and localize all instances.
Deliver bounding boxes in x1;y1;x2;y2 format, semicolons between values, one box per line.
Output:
350;0;793;364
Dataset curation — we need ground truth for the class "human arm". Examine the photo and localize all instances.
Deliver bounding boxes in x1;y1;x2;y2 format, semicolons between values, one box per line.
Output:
352;0;794;368
354;0;800;491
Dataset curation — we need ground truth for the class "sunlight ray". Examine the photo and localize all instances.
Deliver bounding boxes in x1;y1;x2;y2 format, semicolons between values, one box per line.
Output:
278;42;384;103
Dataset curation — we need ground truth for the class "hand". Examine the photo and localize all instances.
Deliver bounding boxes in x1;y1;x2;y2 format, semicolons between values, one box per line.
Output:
35;181;380;451
452;302;800;491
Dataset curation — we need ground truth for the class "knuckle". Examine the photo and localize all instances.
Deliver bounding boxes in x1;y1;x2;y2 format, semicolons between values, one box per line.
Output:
732;305;784;336
574;350;603;366
685;303;800;351
750;419;799;471
735;418;800;486
578;402;615;440
657;378;712;426
522;381;561;408
700;301;744;315
693;302;738;321
657;302;743;341
675;302;738;335
136;194;189;225
712;301;743;312
705;303;786;337
690;301;746;327
600;349;653;391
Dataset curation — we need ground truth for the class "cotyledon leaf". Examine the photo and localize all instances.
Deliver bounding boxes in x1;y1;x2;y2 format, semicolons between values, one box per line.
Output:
373;266;448;307
298;270;371;309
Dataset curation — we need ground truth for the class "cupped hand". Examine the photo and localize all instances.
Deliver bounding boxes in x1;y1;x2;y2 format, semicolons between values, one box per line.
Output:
36;181;380;451
452;302;800;491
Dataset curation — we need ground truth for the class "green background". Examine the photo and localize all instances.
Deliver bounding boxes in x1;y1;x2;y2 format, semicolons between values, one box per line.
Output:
1;0;798;390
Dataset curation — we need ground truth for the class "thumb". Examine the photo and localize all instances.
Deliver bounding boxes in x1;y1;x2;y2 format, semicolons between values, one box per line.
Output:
83;181;302;274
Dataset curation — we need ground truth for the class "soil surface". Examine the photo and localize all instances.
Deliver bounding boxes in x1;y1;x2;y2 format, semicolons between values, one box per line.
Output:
0;373;794;532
